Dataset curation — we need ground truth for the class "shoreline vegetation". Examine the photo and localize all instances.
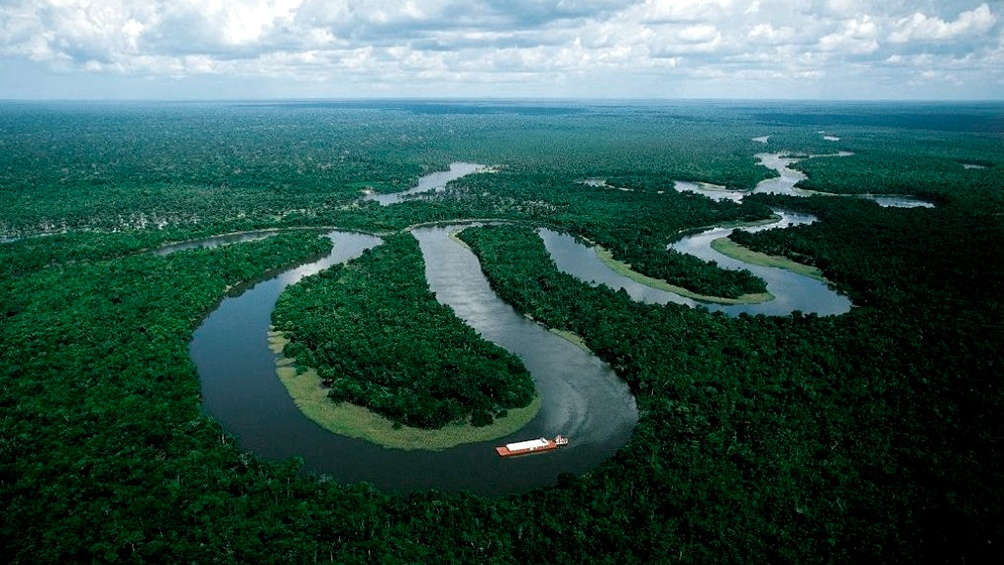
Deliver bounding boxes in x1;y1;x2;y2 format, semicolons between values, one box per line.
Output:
548;328;591;352
710;237;828;282
271;233;537;430
592;243;775;305
268;330;542;451
6;101;1002;563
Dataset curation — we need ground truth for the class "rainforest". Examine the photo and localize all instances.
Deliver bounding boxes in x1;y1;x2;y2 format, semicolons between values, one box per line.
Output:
2;100;1002;563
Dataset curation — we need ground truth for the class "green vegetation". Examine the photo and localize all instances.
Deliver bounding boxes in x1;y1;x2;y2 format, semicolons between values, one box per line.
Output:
594;241;774;303
431;170;776;298
789;135;1002;200
710;236;826;282
459;221;1003;563
269;331;541;450
272;232;535;429
2;101;1002;563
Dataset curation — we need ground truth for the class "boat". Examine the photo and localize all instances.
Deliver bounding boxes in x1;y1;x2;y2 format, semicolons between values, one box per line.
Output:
495;435;568;457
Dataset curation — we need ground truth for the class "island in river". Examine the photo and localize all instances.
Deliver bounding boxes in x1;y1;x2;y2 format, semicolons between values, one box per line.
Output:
3;100;1001;563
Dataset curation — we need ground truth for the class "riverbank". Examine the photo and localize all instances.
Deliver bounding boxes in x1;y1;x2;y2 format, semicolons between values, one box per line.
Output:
710;237;827;282
268;330;542;451
593;245;774;305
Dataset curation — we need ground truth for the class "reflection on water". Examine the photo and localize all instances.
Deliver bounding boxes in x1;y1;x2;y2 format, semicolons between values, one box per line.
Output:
414;226;637;445
560;149;939;317
751;152;932;207
674;180;745;202
862;195;935;208
752;153;819;197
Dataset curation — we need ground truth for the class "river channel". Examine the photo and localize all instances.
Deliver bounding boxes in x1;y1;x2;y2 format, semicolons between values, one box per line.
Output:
541;209;851;316
191;224;637;495
365;162;486;205
548;151;939;316
190;150;925;494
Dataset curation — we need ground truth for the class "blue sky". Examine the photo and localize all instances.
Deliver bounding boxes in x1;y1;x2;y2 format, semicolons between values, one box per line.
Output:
1;0;1001;100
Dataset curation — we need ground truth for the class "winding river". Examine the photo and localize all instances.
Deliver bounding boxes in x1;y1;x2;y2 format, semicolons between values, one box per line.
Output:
542;209;851;317
548;151;939;317
189;151;933;494
676;152;934;208
191;225;637;495
365;162;487;205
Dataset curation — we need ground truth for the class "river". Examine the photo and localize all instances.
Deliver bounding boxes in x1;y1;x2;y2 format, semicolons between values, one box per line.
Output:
190;151;929;494
365;162;487;205
674;152;933;208
191;225;637;495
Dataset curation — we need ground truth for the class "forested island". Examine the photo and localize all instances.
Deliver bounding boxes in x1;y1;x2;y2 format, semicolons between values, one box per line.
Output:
272;232;536;433
2;100;1002;563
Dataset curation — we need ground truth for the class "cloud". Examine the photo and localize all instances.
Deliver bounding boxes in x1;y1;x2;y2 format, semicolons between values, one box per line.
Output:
889;3;996;43
747;23;795;45
818;14;880;54
0;0;1000;99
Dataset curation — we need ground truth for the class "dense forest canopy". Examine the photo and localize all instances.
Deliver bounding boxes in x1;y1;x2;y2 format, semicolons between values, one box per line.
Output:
1;100;1002;563
273;233;535;429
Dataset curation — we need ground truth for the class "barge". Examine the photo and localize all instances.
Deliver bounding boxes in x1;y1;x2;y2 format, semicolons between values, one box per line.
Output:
495;435;568;457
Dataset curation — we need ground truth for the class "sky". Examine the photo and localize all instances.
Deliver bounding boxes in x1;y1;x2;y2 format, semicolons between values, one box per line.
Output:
1;0;1001;100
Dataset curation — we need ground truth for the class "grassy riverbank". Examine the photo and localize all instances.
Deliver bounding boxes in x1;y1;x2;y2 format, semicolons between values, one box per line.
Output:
593;245;774;305
549;328;590;352
269;331;541;451
710;237;827;282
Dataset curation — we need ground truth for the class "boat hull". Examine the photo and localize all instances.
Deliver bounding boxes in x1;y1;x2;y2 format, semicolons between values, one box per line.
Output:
495;439;560;457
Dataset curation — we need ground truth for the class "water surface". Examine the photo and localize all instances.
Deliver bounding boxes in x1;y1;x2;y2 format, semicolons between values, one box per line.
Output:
365;162;486;205
542;211;852;317
192;227;637;495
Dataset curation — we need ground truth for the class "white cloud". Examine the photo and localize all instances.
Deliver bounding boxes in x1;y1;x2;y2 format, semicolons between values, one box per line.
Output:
748;23;795;44
0;0;1000;99
889;3;996;43
633;0;736;24
818;14;880;54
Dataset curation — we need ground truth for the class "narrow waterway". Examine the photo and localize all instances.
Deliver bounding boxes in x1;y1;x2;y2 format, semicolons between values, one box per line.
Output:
675;152;932;208
541;209;852;317
550;150;937;314
365;162;486;205
155;230;280;256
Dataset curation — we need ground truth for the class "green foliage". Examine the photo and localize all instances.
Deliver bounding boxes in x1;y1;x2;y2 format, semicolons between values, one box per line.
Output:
426;170;775;297
460;223;1003;563
273;233;534;429
734;193;1004;307
2;101;1003;563
787;130;1003;202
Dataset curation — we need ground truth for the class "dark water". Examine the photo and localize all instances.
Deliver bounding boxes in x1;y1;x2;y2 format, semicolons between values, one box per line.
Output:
192;227;637;495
